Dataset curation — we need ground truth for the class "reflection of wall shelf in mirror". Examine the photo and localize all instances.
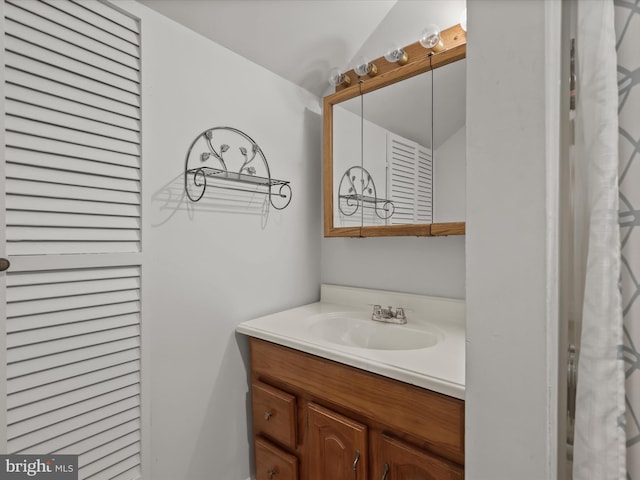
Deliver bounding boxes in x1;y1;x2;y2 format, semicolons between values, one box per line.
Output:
184;127;292;210
338;166;394;220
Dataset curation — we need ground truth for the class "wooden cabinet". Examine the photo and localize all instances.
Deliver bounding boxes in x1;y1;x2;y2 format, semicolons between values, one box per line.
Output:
374;434;463;480
248;337;464;480
307;403;367;479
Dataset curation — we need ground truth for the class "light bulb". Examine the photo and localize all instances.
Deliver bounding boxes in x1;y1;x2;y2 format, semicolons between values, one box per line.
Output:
354;56;378;77
460;8;467;32
384;45;408;65
420;24;444;52
328;67;350;87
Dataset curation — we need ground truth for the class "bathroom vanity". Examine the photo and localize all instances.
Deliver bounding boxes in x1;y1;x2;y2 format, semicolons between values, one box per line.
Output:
237;285;465;479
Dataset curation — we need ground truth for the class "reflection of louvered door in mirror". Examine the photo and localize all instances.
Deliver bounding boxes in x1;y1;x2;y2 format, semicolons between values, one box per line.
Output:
2;1;144;478
387;133;433;226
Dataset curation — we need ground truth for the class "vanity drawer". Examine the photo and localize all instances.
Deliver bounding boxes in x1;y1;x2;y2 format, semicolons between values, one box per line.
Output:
252;381;297;449
255;436;298;480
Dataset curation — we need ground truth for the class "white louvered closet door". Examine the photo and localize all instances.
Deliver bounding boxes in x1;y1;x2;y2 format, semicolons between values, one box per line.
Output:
387;133;432;225
2;1;143;479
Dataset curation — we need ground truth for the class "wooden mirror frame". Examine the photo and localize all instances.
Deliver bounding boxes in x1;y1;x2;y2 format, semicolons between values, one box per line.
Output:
323;25;466;238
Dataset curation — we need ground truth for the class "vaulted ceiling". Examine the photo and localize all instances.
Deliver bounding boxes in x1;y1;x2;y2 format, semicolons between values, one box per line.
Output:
137;0;466;97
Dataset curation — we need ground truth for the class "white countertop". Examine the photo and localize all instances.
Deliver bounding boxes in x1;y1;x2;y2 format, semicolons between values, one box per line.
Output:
236;284;465;400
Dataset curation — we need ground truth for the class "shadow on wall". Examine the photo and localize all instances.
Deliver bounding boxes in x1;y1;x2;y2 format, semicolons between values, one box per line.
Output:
150;171;274;229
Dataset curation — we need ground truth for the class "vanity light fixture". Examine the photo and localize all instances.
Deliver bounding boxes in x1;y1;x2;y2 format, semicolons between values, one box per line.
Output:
354;56;378;77
384;45;409;65
420;24;444;52
328;67;351;87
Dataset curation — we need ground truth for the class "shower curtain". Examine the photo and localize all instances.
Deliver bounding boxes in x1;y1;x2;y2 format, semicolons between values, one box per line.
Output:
617;0;640;477
573;0;640;478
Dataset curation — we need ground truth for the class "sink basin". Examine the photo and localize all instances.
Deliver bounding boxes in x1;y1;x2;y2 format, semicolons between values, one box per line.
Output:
308;312;440;351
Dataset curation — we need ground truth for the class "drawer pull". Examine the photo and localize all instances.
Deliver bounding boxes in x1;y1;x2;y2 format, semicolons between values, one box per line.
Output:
264;410;273;421
352;450;360;470
381;462;389;480
267;468;276;479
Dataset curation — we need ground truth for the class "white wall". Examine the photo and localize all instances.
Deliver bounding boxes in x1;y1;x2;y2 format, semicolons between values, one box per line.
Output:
119;3;321;479
320;235;465;298
466;1;560;478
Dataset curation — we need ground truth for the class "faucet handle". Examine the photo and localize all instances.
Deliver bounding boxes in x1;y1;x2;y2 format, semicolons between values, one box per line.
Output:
395;307;406;320
372;305;383;318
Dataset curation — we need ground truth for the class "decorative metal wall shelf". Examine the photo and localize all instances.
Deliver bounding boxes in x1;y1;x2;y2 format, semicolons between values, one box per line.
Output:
338;166;394;219
184;126;292;210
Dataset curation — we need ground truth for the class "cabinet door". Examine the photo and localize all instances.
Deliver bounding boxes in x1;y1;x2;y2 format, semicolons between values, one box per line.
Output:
377;434;463;480
307;403;367;480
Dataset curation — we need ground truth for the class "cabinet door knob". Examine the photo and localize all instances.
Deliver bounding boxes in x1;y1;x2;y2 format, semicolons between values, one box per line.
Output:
381;462;390;480
264;410;273;421
0;258;10;272
352;450;360;470
267;468;276;479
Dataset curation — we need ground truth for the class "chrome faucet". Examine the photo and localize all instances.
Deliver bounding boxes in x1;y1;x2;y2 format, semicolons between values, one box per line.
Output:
371;305;407;324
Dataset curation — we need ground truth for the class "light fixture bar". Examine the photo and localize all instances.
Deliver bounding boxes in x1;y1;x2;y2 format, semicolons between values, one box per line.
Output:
328;23;466;92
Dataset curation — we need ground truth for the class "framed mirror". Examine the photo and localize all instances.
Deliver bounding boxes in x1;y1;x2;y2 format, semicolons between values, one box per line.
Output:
323;26;466;237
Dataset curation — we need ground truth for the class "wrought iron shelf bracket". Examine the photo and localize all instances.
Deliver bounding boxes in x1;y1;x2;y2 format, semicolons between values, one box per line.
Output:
184;127;292;210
